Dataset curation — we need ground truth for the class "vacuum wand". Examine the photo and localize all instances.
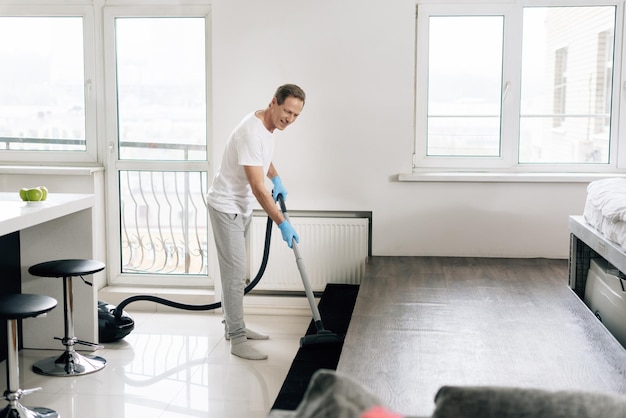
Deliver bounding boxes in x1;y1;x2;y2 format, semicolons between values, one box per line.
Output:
277;195;344;347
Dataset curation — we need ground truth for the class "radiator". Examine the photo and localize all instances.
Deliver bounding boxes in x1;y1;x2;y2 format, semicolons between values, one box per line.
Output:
249;215;369;292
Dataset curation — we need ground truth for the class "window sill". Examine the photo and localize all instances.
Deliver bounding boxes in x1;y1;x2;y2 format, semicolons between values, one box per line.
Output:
397;172;626;183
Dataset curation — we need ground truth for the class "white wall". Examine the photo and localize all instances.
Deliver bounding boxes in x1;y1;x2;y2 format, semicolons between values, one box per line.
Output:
212;0;590;259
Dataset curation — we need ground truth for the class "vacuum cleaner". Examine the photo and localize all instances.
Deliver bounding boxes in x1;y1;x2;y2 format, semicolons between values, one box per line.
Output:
100;195;343;347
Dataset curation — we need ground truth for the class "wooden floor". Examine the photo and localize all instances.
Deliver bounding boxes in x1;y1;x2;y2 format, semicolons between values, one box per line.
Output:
337;257;626;417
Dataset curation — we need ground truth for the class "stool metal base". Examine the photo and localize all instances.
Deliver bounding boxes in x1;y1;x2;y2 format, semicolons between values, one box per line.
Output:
0;404;59;418
33;351;106;377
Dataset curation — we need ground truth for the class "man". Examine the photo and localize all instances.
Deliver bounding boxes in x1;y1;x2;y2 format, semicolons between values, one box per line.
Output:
208;84;305;360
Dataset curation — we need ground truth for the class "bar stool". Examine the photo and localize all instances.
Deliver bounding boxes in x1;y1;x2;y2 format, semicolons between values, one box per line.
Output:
29;259;107;377
0;293;59;418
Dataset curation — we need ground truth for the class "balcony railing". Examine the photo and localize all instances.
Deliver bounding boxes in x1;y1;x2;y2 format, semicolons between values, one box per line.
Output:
0;136;86;151
120;170;209;276
118;134;209;277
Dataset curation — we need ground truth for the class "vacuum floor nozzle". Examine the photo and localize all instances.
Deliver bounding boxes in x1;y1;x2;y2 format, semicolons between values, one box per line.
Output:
300;330;345;347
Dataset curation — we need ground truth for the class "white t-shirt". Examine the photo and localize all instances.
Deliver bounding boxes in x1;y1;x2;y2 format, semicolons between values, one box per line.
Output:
208;112;275;216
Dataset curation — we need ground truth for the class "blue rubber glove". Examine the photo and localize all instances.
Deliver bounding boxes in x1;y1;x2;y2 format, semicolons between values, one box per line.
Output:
278;220;300;248
271;176;287;202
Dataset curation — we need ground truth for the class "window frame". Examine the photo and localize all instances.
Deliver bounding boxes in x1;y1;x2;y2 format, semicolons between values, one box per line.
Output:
102;5;214;288
0;5;99;164
414;0;625;174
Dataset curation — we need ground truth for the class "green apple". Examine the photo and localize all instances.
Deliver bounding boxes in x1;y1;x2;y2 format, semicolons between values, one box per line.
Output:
38;186;48;201
26;188;43;201
19;188;29;201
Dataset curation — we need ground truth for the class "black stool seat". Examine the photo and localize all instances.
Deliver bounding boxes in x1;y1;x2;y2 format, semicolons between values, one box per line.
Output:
29;259;105;278
0;294;57;319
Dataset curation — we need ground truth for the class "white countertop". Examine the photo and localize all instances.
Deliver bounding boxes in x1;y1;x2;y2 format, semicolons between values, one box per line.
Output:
0;192;95;237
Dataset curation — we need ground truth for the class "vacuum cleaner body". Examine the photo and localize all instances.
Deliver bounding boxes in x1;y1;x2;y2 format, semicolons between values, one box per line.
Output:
98;300;135;343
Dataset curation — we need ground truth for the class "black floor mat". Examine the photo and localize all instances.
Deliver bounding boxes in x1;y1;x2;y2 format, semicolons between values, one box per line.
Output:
271;283;359;411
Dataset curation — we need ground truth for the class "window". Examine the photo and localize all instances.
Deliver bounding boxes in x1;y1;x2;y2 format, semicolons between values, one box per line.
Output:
115;17;207;161
104;9;212;287
415;2;622;172
0;10;97;163
426;15;504;157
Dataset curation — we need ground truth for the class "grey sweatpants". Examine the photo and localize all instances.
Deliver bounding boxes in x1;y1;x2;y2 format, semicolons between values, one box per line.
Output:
208;204;251;341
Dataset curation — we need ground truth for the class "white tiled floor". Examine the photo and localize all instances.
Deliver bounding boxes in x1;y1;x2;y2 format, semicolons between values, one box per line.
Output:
2;310;311;418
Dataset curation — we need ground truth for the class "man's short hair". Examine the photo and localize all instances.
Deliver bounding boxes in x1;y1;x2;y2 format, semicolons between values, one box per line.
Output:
275;84;306;106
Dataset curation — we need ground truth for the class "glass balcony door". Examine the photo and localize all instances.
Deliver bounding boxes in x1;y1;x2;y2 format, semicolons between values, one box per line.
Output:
103;7;212;287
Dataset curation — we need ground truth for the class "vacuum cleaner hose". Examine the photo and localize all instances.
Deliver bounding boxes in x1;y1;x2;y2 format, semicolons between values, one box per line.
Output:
113;216;274;319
